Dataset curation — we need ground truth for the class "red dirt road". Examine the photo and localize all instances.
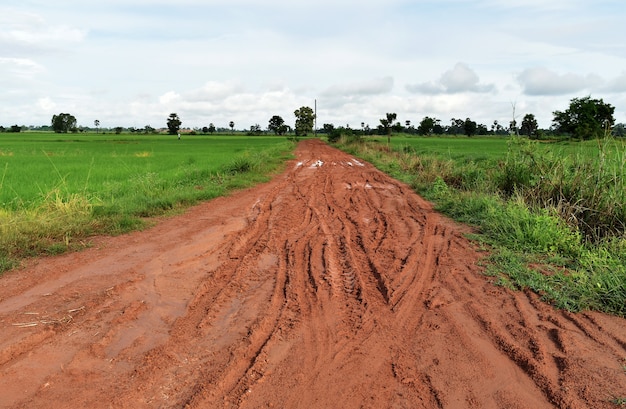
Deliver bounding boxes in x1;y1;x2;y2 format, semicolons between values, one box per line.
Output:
1;139;625;408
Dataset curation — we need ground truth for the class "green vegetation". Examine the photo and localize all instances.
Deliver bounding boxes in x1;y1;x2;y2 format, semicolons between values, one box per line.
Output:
294;106;316;137
0;133;294;273
338;135;626;316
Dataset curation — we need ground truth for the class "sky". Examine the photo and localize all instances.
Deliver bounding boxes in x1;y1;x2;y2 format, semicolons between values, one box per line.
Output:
1;0;625;131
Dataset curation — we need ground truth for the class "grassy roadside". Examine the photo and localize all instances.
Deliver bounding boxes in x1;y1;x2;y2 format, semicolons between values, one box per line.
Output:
338;135;626;316
0;134;295;273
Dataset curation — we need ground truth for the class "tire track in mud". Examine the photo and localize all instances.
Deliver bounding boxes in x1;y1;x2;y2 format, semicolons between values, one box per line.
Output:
0;139;625;408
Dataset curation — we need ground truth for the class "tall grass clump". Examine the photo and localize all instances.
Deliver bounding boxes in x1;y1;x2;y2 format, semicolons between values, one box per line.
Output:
498;134;626;242
0;189;96;260
339;135;626;316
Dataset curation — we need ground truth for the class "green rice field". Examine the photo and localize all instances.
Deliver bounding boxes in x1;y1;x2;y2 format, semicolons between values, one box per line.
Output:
0;132;294;270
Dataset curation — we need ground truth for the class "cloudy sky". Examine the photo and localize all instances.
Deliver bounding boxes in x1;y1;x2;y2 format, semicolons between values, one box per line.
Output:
1;0;625;131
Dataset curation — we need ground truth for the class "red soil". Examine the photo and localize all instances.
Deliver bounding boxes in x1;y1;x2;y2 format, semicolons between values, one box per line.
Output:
1;139;625;408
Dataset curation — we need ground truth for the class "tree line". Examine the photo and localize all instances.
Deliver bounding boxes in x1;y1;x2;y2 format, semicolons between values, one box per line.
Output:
320;96;622;141
2;96;623;140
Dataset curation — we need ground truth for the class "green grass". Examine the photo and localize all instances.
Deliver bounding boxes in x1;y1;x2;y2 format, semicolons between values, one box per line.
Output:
0;132;294;272
338;134;626;316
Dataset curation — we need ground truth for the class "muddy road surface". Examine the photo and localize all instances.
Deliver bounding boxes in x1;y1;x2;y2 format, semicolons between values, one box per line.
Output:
1;139;625;408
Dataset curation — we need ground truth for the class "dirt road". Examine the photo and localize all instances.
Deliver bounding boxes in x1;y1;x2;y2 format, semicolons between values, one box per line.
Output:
1;139;625;408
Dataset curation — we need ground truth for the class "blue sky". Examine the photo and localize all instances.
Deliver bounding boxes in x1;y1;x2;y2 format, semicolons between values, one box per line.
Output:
1;0;625;130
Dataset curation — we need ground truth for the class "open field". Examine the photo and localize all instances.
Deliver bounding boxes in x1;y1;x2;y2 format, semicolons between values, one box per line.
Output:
0;139;624;408
386;134;625;161
0;132;294;271
0;132;292;209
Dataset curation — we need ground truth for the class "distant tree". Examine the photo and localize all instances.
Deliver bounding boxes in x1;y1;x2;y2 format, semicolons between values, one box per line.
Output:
463;118;477;137
9;125;22;133
323;123;339;143
491;120;507;135
614;123;625;137
208;123;216;134
114;126;123;135
229;121;235;133
167;113;182;135
0;126;5;132
552;96;615;140
201;126;209;134
448;118;465;135
432;120;444;135
294;106;315;137
247;124;262;136
417;116;438;136
520;113;539;139
379;112;397;145
51;113;77;133
94;119;100;134
144;125;155;134
477;123;489;135
268;115;289;136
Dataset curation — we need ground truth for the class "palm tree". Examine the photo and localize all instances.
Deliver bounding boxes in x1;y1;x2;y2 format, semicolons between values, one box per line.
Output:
94;119;100;134
380;112;397;146
229;121;235;134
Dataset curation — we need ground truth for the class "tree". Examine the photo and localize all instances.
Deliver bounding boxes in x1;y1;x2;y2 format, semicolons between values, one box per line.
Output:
294;106;315;137
463;118;477;137
268;115;289;136
379;112;397;145
51;113;77;133
323;123;338;143
448;118;465;135
167;113;182;135
94;119;100;134
520;113;539;139
417;116;439;136
552;96;615;140
229;121;235;133
247;124;262;136
114;127;123;135
491;120;506;135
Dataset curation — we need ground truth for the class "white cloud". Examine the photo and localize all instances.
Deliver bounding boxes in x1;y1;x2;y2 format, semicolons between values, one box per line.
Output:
37;97;56;111
0;57;45;78
517;67;603;96
406;63;495;95
184;81;246;102
159;91;181;105
321;77;394;98
0;8;86;54
604;72;626;93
